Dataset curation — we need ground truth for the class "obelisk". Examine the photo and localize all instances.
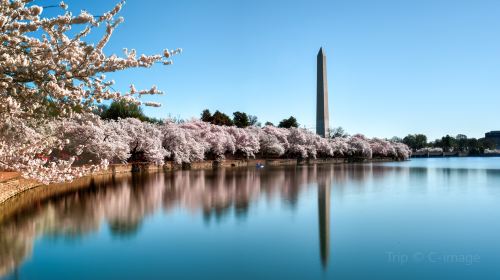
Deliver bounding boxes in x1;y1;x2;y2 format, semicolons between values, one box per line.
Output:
316;48;329;137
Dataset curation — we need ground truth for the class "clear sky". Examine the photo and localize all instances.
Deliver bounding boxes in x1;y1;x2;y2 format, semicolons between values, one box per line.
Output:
62;0;500;140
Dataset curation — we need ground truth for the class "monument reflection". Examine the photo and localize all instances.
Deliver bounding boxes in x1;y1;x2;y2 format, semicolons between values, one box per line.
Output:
0;163;419;278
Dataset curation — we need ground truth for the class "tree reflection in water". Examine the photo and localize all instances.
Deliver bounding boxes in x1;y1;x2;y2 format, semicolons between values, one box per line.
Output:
0;163;412;277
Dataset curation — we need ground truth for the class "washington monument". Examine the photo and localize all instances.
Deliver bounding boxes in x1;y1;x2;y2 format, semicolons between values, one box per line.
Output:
316;48;329;137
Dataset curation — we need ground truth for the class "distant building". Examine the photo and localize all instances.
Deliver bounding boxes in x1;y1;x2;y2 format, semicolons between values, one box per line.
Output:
485;131;500;149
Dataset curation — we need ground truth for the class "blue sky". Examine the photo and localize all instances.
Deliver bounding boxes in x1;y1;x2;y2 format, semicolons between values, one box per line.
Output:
60;0;500;140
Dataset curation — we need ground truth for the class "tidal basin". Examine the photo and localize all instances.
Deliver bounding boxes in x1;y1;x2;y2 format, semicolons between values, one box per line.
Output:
1;158;500;280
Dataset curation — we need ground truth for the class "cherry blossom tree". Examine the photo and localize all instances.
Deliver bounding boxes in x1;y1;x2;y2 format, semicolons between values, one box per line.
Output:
330;137;349;157
180;121;235;160
56;114;130;165
394;142;412;159
286;128;316;159
259;125;289;156
160;121;205;164
416;147;443;153
347;134;373;159
117;118;168;164
1;0;180;116
226;126;260;158
370;138;397;158
0;1;180;182
0;97;102;183
315;136;334;158
254;126;286;157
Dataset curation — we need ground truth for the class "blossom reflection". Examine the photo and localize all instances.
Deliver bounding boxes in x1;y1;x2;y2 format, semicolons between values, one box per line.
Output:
0;163;433;277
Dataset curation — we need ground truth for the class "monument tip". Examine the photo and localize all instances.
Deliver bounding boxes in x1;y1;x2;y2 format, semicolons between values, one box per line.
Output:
318;47;324;55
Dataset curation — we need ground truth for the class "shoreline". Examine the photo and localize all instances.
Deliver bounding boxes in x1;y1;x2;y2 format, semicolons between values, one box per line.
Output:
411;153;500;158
0;157;396;213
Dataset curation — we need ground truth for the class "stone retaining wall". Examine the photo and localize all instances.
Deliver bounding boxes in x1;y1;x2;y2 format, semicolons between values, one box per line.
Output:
0;164;138;205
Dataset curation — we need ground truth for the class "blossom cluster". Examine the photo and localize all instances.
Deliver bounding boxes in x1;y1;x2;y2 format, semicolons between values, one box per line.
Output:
1;1;180;117
1;113;411;184
416;147;444;153
57;116;411;165
0;1;179;183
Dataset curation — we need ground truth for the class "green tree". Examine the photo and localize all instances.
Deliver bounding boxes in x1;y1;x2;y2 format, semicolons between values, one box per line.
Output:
248;115;260;127
264;121;274;126
430;139;441;149
201;109;213;123
232;111;250;128
414;134;427;150
403;135;416;150
479;138;496;152
328;127;348;138
440;135;457;152
211;110;233;126
403;134;427;150
278;116;299;128
467;138;481;155
456;134;468;152
100;100;160;123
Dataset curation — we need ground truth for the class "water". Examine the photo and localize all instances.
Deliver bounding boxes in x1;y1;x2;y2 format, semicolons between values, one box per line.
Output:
1;158;500;279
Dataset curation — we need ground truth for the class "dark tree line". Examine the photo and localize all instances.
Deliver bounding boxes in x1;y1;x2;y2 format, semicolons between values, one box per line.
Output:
277;116;299;128
400;133;496;154
96;100;162;124
200;109;298;128
94;102;301;129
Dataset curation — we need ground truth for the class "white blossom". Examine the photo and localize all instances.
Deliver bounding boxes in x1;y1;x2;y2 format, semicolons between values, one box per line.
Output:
0;1;179;182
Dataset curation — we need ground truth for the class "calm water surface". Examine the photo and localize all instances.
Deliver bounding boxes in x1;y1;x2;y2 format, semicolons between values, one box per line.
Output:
1;158;500;279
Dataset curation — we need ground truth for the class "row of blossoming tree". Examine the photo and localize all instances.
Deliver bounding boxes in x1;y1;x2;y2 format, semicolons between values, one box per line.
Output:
59;114;411;167
0;1;411;184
